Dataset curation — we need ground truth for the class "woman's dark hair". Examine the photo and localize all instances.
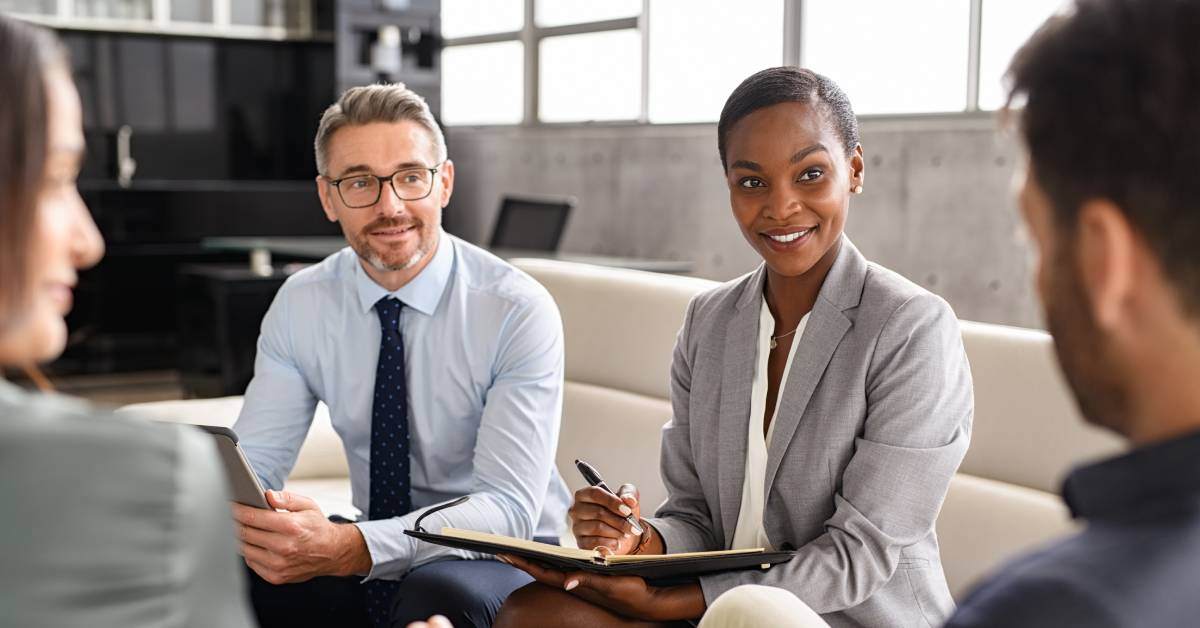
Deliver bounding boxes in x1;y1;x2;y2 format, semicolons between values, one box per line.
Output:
717;66;859;171
1007;0;1200;316
0;16;62;331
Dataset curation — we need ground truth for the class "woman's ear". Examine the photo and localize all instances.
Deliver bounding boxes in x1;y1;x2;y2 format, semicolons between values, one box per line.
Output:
850;144;865;194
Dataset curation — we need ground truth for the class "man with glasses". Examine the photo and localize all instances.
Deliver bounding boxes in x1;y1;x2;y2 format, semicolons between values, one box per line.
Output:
229;83;571;628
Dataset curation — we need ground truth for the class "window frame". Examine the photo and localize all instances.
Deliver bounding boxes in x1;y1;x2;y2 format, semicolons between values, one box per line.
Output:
445;0;1002;128
9;0;321;41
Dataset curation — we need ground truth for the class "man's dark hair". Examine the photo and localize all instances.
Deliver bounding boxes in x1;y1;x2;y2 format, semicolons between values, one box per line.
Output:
717;66;859;171
1008;0;1200;316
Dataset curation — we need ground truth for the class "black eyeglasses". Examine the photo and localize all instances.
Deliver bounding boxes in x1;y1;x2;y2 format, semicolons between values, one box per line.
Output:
327;164;442;208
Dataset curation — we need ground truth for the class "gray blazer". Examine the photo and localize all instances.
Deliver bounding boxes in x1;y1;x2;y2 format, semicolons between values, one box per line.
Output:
0;380;256;628
646;237;973;628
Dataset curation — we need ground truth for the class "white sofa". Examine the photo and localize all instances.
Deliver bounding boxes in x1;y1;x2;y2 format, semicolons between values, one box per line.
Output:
121;258;1125;600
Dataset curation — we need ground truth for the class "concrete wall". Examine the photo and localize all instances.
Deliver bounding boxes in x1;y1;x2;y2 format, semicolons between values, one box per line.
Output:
444;115;1043;328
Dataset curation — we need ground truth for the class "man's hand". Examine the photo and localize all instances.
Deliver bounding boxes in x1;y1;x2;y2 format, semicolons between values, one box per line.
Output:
232;490;372;585
499;554;706;622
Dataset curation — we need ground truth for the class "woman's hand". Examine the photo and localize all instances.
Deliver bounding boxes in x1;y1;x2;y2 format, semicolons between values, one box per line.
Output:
569;483;645;555
498;554;705;621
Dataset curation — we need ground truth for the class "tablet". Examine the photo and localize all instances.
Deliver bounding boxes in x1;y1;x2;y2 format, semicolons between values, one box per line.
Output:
194;425;271;509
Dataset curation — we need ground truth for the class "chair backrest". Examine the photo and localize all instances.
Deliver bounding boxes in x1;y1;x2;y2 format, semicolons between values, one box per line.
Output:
117;397;349;481
488;195;575;251
512;258;714;512
956;321;1123;493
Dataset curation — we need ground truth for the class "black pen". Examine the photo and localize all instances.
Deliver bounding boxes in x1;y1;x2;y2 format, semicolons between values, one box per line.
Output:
574;458;644;536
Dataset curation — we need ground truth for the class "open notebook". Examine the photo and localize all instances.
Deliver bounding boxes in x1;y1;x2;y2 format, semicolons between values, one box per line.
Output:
404;526;794;584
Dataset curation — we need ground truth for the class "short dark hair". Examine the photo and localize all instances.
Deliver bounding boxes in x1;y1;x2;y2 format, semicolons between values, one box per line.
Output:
1007;0;1200;316
717;66;860;171
0;16;62;331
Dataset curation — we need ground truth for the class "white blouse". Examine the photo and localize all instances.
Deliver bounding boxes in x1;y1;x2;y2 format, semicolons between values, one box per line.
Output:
730;298;809;551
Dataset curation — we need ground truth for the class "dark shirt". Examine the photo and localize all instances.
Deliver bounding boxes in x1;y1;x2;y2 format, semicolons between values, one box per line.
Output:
945;429;1200;628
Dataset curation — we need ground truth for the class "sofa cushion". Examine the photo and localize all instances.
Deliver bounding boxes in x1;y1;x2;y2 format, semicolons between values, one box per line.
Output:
117;397;350;481
512;258;716;400
558;381;673;517
958;321;1123;494
937;472;1076;598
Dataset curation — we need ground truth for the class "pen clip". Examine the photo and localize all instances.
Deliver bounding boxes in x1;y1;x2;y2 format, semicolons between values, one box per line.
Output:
413;495;471;533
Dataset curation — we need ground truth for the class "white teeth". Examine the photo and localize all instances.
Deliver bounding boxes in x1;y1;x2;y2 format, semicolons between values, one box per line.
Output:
766;229;811;243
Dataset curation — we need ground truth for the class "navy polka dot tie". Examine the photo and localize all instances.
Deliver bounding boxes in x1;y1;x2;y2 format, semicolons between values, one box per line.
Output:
364;297;412;628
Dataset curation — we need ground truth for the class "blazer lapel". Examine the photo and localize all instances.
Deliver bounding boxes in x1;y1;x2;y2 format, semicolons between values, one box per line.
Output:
717;266;766;548
764;237;867;496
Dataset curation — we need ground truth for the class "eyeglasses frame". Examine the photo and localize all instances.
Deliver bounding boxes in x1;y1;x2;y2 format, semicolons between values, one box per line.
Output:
326;162;445;209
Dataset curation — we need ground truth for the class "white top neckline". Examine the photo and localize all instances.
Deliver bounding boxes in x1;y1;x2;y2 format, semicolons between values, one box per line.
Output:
730;298;810;551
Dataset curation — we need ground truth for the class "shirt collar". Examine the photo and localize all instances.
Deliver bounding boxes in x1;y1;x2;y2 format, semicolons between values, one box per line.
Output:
354;229;455;317
1063;427;1200;520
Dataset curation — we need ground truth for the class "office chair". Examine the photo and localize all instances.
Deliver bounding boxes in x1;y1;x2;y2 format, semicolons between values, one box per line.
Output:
488;195;575;252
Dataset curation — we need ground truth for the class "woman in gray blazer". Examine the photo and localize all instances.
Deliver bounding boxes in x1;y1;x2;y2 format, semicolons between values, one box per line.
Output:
0;16;255;627
498;67;973;627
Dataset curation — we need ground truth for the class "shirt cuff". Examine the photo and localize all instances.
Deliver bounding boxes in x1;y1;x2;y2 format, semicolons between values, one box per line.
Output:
353;518;417;581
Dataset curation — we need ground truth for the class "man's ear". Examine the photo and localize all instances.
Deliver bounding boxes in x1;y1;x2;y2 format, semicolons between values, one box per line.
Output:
1075;199;1136;330
316;176;338;223
439;159;455;208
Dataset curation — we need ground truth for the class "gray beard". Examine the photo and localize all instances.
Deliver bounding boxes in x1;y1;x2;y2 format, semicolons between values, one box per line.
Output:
363;246;426;272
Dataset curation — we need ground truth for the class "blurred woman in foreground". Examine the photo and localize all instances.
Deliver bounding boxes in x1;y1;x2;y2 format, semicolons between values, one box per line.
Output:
0;15;254;627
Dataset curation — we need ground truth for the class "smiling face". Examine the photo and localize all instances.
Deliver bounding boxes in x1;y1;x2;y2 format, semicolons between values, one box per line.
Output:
0;66;104;366
316;120;454;290
724;101;863;279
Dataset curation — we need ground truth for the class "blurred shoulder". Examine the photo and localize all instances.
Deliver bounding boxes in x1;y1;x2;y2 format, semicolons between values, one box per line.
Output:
0;384;220;508
947;540;1122;628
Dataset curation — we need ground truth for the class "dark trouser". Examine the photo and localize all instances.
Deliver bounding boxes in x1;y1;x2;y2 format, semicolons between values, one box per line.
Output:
245;558;535;628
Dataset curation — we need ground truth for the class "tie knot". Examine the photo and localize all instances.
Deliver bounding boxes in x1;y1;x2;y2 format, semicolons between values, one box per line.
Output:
374;297;403;328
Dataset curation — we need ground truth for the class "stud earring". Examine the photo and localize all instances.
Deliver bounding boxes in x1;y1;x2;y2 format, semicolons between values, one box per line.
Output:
852;185;864;194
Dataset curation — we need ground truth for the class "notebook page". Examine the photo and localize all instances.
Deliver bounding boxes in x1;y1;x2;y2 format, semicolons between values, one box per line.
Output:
440;528;599;561
605;547;765;564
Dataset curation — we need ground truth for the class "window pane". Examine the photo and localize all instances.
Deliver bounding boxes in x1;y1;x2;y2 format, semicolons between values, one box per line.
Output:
442;41;524;125
0;0;56;14
171;0;212;23
803;0;970;114
230;0;305;29
442;0;523;38
539;30;641;123
74;0;154;20
535;0;640;27
648;0;783;124
979;0;1072;110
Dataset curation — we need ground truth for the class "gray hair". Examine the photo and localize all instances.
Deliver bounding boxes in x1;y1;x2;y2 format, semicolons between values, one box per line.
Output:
313;83;447;176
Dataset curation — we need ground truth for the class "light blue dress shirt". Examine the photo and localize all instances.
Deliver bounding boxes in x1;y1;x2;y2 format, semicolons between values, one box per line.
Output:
234;230;571;580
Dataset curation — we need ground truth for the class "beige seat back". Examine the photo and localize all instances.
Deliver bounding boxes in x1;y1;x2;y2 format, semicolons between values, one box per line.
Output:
118;397;350;481
957;321;1123;492
512;259;715;512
